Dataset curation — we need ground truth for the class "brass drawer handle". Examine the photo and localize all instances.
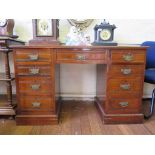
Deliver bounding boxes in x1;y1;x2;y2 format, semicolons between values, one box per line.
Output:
121;68;132;75
32;102;41;108
123;53;133;62
76;54;86;61
31;84;40;90
29;68;40;75
28;54;39;61
119;102;129;107
120;84;130;90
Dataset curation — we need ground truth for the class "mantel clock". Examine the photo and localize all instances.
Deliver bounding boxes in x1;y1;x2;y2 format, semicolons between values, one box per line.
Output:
0;19;15;37
92;20;117;46
29;19;59;45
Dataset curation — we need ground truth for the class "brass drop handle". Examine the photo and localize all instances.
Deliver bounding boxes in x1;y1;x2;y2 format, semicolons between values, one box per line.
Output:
76;54;86;61
119;102;129;107
121;68;132;75
120;84;130;90
32;102;41;108
29;68;40;75
123;53;134;62
31;84;40;90
28;53;39;61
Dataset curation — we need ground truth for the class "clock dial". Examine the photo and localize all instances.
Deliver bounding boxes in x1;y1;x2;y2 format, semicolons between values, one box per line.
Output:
36;19;53;36
100;29;111;41
0;19;7;27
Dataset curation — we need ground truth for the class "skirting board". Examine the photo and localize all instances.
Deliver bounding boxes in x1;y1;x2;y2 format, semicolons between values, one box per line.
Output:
60;94;95;101
60;94;152;100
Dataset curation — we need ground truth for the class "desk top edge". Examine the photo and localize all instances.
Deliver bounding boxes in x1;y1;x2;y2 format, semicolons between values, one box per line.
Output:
10;44;148;50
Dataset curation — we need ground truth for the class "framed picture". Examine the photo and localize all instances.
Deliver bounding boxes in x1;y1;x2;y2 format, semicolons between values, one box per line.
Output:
30;19;59;45
36;19;53;36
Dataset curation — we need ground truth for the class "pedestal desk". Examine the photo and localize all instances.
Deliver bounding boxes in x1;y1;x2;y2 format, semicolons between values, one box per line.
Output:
12;45;147;125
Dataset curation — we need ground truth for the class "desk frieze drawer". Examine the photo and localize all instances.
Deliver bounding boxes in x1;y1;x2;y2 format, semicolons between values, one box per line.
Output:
18;77;52;95
16;65;51;76
111;50;146;63
19;96;54;112
56;52;107;63
108;64;144;77
107;98;141;114
15;49;52;64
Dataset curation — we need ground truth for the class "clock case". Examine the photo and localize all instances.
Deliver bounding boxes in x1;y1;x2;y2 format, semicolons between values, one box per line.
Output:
92;20;117;46
29;19;59;45
0;19;16;37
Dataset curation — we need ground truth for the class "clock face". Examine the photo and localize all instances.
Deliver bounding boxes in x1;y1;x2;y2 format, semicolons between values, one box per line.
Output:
36;19;53;36
100;29;111;41
0;19;7;27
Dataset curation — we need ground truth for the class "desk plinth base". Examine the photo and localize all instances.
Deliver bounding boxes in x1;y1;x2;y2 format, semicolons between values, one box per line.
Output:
95;98;143;124
16;115;59;125
16;100;62;125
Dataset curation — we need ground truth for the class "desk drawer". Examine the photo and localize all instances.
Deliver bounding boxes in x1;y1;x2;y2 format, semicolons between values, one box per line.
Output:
111;50;145;63
108;65;144;77
19;96;54;112
107;98;141;114
15;49;52;65
56;52;106;63
16;65;51;76
108;77;142;92
18;77;52;95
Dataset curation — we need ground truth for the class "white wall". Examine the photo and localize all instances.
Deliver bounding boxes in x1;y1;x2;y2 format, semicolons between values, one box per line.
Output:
1;19;155;98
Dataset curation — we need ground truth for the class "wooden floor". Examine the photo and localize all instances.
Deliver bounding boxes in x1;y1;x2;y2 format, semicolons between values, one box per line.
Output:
0;100;155;135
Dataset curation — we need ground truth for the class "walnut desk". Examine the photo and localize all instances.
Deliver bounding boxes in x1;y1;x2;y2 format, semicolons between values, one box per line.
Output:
12;45;147;125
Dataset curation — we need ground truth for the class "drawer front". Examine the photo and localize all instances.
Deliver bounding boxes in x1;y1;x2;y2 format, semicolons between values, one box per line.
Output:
107;98;141;114
108;65;144;77
108;92;141;98
107;77;143;93
56;52;106;63
111;50;145;63
16;65;51;76
18;77;52;95
19;96;54;112
15;49;52;64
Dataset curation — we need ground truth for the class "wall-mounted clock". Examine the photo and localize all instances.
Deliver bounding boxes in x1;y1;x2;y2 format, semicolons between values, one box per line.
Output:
0;19;15;37
29;19;59;45
92;20;117;46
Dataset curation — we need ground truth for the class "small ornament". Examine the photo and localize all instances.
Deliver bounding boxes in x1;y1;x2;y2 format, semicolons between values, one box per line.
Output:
65;26;91;46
